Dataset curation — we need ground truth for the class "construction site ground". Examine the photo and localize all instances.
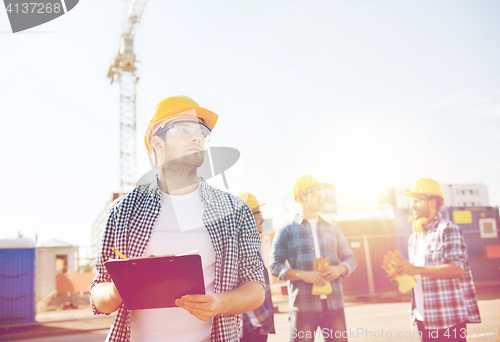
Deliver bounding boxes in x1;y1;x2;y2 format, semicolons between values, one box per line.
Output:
1;286;499;342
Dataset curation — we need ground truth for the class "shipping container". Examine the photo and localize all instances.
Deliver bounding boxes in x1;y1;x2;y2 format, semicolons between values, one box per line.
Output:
336;219;398;296
443;207;500;283
0;239;36;326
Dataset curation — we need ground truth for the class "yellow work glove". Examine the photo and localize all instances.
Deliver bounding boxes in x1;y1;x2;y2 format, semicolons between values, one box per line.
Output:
382;250;418;294
312;257;333;296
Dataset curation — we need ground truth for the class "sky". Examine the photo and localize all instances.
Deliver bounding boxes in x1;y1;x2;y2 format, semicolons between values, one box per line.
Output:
1;0;500;261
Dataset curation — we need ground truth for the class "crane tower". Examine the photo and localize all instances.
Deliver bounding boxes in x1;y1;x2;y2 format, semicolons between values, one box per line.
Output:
107;0;147;193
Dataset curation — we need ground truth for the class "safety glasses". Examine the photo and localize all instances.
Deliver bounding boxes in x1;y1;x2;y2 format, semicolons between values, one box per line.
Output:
409;197;429;206
155;121;211;142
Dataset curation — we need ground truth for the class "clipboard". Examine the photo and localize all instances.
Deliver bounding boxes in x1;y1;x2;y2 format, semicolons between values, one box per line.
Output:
104;254;205;310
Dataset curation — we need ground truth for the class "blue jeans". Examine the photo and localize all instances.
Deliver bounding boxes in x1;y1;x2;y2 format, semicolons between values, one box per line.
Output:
289;300;347;342
240;330;269;342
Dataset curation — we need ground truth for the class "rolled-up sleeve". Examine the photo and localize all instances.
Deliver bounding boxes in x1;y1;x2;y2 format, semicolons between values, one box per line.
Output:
269;228;291;281
443;224;467;269
336;227;356;278
237;203;265;288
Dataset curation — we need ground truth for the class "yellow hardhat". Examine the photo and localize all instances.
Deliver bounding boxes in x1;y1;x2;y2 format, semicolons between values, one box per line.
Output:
237;193;266;210
293;175;325;202
404;178;444;202
144;95;219;154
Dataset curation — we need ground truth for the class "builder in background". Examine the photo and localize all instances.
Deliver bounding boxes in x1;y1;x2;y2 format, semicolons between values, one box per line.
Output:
90;95;265;342
392;178;481;341
269;175;356;342
237;193;275;342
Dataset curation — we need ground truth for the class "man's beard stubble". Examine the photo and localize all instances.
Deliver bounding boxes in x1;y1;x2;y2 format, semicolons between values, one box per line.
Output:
160;151;205;177
414;205;431;220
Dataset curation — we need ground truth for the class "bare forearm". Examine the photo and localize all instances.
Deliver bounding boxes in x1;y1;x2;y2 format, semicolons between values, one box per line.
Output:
285;265;346;282
417;264;464;278
91;282;122;313
336;264;347;276
217;281;264;315
284;268;305;281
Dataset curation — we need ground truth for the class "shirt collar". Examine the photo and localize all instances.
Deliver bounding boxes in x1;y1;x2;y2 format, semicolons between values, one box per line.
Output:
294;214;322;225
199;177;213;205
423;212;442;231
148;176;212;205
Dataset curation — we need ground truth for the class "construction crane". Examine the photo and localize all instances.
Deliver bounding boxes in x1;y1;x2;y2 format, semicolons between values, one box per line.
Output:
107;0;148;193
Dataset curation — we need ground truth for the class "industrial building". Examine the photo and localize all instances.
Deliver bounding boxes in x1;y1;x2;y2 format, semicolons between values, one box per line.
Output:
90;194;119;268
35;239;79;301
441;184;490;208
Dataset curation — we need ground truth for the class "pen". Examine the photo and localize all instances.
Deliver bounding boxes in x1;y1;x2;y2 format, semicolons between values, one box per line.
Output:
111;247;128;260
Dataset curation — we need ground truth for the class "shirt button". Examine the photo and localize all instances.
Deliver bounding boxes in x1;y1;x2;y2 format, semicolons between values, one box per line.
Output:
312;248;315;250
310;235;313;238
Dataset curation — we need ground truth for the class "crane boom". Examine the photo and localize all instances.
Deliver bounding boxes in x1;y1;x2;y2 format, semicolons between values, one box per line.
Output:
107;0;147;193
122;0;147;36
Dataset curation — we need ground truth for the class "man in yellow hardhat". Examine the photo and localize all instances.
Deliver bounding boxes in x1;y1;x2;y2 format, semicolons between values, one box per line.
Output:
90;95;265;342
391;178;481;341
269;175;356;342
237;193;275;342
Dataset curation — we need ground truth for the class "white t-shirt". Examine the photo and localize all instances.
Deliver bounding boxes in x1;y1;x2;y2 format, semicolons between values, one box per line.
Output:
309;217;320;260
131;184;216;342
308;217;327;299
413;234;426;321
295;215;327;299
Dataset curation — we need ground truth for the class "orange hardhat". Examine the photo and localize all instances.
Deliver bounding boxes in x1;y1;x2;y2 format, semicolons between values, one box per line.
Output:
293;175;325;202
404;178;444;202
237;193;266;210
144;95;218;154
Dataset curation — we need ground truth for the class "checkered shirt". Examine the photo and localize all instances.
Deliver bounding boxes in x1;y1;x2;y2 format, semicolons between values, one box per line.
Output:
241;252;275;337
90;178;265;342
408;214;481;330
269;216;356;312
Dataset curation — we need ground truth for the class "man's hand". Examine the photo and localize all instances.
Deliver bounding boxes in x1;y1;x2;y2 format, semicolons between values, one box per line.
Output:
176;281;264;320
320;265;346;282
175;291;221;321
391;260;420;280
299;271;327;286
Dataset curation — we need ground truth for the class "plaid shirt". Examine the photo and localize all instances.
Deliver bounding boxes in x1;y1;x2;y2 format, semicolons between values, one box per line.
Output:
269;216;356;312
241;252;275;337
90;178;265;342
408;214;481;330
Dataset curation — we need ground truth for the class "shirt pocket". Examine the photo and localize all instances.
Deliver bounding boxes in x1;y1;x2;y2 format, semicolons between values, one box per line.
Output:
427;239;444;265
321;231;338;264
290;239;312;270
